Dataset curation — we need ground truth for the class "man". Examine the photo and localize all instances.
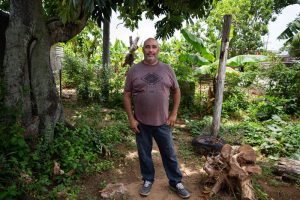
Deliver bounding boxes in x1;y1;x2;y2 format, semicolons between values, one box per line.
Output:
123;38;190;199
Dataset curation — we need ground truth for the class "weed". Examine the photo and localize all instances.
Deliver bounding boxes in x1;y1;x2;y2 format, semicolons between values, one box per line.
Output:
253;181;270;200
94;160;114;172
268;179;282;187
98;180;108;190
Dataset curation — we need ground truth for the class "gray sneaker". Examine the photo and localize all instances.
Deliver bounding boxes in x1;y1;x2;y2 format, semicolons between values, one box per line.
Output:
139;180;152;196
170;183;190;199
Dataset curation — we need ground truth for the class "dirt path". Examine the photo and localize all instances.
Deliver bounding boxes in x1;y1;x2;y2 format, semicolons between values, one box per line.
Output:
114;143;205;200
78;125;210;200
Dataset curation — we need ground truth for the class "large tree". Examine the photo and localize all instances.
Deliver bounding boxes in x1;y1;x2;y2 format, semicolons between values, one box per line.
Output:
204;0;299;56
205;0;274;56
0;0;213;144
0;0;90;144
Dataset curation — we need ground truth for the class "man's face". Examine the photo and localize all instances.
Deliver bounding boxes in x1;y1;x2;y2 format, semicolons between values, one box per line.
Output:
143;39;160;64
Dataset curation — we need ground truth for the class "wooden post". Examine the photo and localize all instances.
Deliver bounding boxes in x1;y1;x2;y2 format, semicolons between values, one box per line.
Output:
212;15;232;136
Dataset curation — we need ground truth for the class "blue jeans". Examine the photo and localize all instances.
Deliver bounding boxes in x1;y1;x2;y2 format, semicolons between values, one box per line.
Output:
136;123;182;187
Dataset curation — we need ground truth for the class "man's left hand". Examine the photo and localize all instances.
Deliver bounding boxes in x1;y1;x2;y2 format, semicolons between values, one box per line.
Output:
166;113;177;127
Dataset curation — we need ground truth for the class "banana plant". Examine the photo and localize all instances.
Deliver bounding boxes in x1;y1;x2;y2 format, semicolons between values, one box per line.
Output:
180;29;268;77
277;14;300;56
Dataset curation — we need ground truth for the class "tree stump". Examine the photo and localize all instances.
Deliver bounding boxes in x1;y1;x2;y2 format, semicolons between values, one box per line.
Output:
203;144;261;200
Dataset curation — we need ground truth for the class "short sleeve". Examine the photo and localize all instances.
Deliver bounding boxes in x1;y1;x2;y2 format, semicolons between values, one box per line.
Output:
168;65;179;89
124;68;133;92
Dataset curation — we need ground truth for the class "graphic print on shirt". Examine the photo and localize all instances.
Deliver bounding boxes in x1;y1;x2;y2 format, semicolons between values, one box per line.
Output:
141;73;162;85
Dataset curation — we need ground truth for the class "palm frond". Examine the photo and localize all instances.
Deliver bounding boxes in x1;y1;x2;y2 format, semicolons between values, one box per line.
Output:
278;15;300;41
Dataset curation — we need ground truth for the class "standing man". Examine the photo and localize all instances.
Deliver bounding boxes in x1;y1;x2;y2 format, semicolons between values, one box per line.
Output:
123;38;190;199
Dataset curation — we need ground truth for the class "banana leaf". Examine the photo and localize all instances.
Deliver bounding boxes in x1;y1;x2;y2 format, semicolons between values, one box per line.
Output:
181;29;215;62
179;54;210;66
226;55;268;67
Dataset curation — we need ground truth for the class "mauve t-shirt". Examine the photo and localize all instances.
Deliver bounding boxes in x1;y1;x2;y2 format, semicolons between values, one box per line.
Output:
124;61;179;126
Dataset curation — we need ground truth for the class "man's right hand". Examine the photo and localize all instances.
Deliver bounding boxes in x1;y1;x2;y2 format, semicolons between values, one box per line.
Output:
129;118;140;134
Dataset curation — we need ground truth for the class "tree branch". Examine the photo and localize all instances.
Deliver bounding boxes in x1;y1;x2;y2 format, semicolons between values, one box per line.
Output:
47;3;89;45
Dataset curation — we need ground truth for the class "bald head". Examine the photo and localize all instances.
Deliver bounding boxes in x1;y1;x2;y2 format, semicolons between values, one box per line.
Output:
143;38;159;48
142;38;160;65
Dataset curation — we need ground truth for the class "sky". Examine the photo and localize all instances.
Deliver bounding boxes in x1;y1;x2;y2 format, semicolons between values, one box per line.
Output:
110;4;300;51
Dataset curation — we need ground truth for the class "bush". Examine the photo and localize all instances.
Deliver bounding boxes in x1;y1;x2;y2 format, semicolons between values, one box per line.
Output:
219;72;250;119
222;87;249;119
62;53;102;101
243;115;300;158
248;96;287;121
62;53;86;88
0;123;29;199
186;116;212;136
262;58;300;107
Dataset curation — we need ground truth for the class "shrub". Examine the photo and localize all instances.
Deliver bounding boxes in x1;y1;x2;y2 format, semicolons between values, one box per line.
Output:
186;116;212;136
262;57;300;108
243;115;300;158
248;96;287;121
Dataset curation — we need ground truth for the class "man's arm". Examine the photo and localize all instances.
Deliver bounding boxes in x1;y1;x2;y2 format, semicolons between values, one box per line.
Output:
123;91;140;133
167;88;181;127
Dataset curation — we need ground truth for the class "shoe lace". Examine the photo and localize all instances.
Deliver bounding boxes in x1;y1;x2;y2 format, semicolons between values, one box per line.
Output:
144;180;152;187
176;183;185;190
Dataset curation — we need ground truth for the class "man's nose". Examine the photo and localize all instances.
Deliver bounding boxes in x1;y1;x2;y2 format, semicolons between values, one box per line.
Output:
148;47;155;52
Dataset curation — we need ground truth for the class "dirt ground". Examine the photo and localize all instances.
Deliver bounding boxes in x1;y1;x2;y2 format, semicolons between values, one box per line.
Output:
62;89;300;200
76;124;300;200
78;131;211;200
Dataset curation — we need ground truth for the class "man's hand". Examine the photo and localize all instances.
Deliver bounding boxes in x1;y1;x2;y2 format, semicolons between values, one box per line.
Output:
167;88;180;127
124;91;140;134
166;113;177;127
129;118;140;134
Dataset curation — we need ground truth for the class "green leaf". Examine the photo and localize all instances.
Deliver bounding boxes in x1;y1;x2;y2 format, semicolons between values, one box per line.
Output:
193;65;212;75
278;16;300;41
178;54;210;65
181;29;215;62
226;55;268;67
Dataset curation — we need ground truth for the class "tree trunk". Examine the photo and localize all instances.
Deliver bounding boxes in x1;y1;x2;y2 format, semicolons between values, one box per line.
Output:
3;0;63;143
1;0;88;145
1;0;88;143
101;18;110;104
1;0;89;143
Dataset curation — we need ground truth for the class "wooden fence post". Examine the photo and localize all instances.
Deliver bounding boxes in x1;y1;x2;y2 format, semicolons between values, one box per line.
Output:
212;15;232;136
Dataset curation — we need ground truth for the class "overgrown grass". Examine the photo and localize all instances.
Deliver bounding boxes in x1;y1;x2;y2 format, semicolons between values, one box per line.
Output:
185;115;300;159
0;104;132;199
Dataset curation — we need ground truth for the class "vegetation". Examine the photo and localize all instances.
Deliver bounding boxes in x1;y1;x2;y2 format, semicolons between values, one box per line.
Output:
1;0;300;199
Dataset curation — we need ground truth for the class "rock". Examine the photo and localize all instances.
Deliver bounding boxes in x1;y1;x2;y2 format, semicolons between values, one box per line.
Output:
100;183;128;199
